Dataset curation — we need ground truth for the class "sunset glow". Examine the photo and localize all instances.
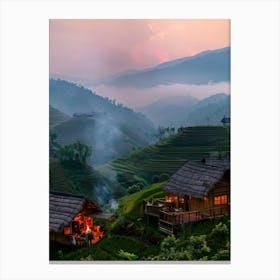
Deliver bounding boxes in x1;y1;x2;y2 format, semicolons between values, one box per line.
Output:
50;19;230;80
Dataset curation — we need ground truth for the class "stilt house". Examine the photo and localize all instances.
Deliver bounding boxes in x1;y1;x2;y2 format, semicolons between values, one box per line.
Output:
144;157;230;234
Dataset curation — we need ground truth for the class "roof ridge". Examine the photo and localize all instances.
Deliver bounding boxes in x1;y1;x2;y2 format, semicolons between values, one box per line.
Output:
50;191;86;199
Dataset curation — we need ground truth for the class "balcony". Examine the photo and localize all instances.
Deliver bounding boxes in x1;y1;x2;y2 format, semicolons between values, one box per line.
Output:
144;198;230;234
143;198;165;217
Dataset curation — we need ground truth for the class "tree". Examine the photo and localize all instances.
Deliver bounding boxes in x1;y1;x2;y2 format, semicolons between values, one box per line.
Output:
72;141;91;165
49;132;60;157
177;126;184;133
165;127;170;136
155;126;166;140
59;141;92;167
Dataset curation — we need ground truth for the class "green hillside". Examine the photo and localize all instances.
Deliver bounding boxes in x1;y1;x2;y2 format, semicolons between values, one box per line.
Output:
49;79;156;164
51;115;150;165
49;157;114;205
49;105;70;129
50;157;96;200
111;126;230;185
118;182;165;220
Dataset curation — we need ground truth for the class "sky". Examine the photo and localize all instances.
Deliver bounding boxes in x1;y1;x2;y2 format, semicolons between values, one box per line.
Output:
50;19;230;107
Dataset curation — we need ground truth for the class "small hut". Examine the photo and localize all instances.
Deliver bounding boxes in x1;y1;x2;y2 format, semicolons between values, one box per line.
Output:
144;157;230;234
49;192;102;245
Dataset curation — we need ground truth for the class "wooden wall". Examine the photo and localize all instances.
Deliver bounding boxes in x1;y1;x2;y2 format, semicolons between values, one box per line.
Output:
189;173;230;211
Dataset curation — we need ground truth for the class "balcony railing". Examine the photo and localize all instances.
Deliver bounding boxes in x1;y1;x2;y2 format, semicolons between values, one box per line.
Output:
143;198;165;217
144;199;230;235
159;204;230;226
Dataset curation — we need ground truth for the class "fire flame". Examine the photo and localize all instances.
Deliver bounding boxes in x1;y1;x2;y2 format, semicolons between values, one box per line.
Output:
86;225;91;234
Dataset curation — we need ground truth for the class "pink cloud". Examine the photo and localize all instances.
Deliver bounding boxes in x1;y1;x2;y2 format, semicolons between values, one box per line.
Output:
50;19;230;80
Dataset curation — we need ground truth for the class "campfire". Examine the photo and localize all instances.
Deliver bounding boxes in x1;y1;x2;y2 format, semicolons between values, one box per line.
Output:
63;212;104;246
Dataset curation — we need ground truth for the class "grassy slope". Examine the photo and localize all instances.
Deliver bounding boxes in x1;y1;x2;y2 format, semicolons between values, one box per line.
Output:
49;106;70;129
63;235;158;260
51;117;97;145
118;182;165;220
112;126;230;182
49;158;113;203
49;157;96;199
61;182;166;260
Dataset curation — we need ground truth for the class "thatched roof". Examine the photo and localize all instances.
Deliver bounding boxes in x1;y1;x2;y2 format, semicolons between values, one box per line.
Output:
49;192;100;233
163;158;230;198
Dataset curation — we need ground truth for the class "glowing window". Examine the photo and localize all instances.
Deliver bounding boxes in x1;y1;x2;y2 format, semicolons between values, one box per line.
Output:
179;197;185;203
214;195;228;205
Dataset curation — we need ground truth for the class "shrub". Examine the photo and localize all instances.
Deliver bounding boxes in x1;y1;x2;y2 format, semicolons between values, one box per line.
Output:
150;235;191;260
211;249;230;260
199;256;209;261
132;176;148;187
160;235;178;254
210;222;229;240
189;235;210;259
118;249;138;260
208;222;229;250
127;184;142;194
80;255;94;261
152;175;160;183
159;173;169;182
110;217;127;234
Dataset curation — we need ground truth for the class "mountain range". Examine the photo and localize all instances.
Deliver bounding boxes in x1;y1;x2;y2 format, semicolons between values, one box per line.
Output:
138;93;230;128
94;47;230;88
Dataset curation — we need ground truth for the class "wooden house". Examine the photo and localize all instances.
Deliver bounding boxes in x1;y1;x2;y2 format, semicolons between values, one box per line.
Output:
144;157;230;234
49;192;103;246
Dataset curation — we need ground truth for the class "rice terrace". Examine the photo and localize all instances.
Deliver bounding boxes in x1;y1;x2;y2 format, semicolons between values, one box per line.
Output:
49;19;231;261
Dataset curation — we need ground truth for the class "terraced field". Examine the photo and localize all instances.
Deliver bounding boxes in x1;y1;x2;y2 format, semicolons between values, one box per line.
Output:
111;126;230;182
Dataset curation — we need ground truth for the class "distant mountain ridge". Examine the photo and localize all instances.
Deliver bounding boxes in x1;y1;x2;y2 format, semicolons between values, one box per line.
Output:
138;93;230;128
138;95;199;127
186;93;230;126
95;47;230;88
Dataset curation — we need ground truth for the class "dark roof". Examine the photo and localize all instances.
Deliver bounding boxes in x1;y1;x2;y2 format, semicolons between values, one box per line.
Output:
221;116;230;124
163;158;230;198
49;192;99;233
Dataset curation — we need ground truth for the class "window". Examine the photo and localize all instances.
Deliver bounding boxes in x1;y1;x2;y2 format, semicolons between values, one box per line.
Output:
214;195;228;205
179;197;185;203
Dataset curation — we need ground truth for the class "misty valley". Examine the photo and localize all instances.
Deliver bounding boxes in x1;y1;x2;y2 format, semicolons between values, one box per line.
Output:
49;78;230;261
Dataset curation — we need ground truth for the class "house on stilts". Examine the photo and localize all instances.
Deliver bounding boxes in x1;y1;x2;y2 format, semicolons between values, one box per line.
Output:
143;157;230;234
